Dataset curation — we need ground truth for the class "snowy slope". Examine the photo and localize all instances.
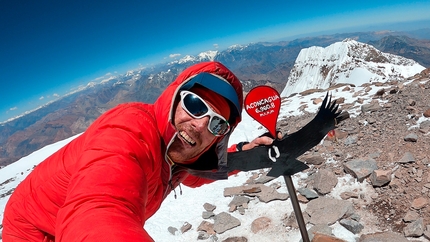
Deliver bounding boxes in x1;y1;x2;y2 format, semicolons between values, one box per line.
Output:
280;39;425;97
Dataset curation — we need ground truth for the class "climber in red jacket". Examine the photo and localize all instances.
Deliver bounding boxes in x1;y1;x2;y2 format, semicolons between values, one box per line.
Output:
2;61;277;241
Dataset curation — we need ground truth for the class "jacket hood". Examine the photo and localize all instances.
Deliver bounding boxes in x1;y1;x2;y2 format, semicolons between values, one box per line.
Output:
153;61;243;180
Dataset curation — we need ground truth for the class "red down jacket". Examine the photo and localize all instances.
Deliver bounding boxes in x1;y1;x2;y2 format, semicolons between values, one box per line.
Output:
2;61;243;241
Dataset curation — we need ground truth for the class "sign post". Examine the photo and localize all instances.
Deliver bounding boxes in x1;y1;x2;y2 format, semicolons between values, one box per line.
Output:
244;86;310;242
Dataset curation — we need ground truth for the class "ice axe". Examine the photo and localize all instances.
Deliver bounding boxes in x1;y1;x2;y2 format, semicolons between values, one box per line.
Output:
227;86;349;242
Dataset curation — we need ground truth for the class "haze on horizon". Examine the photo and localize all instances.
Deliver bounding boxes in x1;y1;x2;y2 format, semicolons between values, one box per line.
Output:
1;0;430;123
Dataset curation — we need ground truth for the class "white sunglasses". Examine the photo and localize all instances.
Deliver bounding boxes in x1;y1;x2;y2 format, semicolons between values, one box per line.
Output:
180;90;230;136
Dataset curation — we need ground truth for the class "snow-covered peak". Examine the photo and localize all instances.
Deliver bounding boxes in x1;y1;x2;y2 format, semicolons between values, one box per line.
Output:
280;39;425;97
169;50;218;65
226;44;249;51
197;50;217;60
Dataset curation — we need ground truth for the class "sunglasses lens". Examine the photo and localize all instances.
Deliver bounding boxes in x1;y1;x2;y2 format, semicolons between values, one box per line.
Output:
183;93;208;117
209;116;229;135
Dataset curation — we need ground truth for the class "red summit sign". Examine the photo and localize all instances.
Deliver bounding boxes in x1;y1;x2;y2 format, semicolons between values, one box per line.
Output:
244;86;281;138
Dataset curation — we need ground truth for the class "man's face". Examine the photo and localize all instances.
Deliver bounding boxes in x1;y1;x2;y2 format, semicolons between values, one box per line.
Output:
167;100;217;164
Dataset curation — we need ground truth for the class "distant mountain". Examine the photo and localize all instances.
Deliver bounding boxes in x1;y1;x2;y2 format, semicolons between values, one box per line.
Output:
1;30;430;167
368;35;430;67
281;39;425;97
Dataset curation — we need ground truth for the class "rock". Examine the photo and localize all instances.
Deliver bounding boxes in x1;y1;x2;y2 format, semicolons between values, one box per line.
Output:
403;218;424;237
424;108;430;117
423;225;430;240
307;224;333;241
228;196;250;208
202;211;215;219
224;184;288;203
335;97;345;104
180;222;192;233
370;169;391;187
283;211;311;229
359;231;409;242
254;174;276;184
305;197;354;225
388;87;398;94
168;226;178;235
197;231;210;240
334;129;348;139
342;86;351;91
313;169;338;195
238;207;246;215
349;213;361;222
297;187;319;200
311;232;346;242
340;192;359;200
375;88;385;96
361;100;381;112
420;120;430;130
213;212;241;234
197;221;215;235
404;133;418;142
339;218;364;234
366;117;377;124
251;217;271;233
383;102;393;108
242;186;262;193
343;135;358;145
203;203;216;212
298;194;309;203
313;98;323;105
398;152;416;163
343;158;378;182
302;154;325;165
411;197;428;209
403;210;420;222
222;237;248;242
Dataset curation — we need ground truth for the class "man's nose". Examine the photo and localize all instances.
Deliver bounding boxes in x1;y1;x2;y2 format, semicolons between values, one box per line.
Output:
191;116;209;132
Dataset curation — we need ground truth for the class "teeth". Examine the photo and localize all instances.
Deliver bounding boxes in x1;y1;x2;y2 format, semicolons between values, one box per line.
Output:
179;131;196;145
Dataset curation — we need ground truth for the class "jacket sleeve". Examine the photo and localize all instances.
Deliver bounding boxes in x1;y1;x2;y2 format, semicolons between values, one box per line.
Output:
181;144;240;188
55;106;157;242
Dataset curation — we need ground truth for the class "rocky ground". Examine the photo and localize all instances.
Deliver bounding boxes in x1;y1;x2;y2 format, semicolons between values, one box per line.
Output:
282;69;430;241
171;69;430;242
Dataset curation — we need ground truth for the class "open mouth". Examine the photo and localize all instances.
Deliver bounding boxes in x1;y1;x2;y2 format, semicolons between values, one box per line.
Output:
179;131;196;146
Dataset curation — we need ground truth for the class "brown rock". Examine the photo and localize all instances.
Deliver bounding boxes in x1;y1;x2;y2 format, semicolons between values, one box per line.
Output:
313;169;338;195
313;98;323;105
180;222;192;233
302;154;325;165
340;192;359;200
335;129;348;139
424;108;430;117
222;237;248;242
411;197;428;209
359;231;409;242
298;194;309;203
197;221;215;235
251;217;271;233
403;210;420;222
335;97;345;104
311;232;346;242
370;169;392;187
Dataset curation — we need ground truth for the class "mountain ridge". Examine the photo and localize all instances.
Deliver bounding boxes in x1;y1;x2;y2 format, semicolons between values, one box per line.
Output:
281;39;425;97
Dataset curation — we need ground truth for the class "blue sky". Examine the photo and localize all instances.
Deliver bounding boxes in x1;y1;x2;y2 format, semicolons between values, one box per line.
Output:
1;0;430;123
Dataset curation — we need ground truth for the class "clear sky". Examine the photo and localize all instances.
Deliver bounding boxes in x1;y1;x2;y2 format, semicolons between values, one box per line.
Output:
1;0;430;123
